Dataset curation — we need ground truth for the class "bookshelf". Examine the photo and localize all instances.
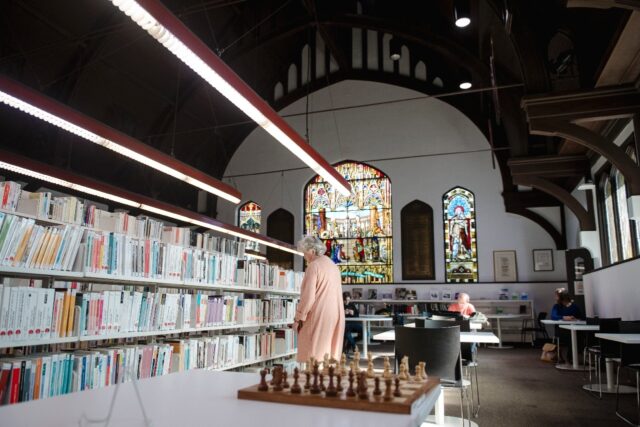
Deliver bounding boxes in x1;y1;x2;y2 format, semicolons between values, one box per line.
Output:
0;183;302;405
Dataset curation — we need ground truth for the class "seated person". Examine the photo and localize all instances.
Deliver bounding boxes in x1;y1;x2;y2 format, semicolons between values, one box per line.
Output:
448;292;476;318
343;292;363;353
551;292;584;321
551;292;585;363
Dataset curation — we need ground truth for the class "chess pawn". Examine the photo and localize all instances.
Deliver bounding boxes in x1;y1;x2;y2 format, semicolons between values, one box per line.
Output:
393;377;402;397
325;366;338;397
336;373;343;392
373;376;382;396
304;371;311;390
273;367;284;392
323;353;330;376
291;368;302;394
341;353;348;376
282;371;290;389
367;358;375;378
346;371;356;397
319;373;326;391
420;362;427;380
310;363;321;394
383;377;393;401
258;369;269;392
357;372;369;399
398;364;408;381
413;365;421;382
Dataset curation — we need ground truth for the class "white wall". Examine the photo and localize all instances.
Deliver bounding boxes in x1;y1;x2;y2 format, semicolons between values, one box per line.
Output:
584;258;640;320
220;80;566;284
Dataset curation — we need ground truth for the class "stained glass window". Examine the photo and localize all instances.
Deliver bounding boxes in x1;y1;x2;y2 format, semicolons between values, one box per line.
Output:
443;187;478;283
601;175;619;264
627;146;640;253
304;161;392;283
238;201;261;251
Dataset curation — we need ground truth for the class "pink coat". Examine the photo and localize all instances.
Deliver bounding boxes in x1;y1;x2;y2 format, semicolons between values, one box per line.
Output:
294;255;345;362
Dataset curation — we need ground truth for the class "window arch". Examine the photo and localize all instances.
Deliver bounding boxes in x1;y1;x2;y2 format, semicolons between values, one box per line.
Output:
613;167;633;260
600;174;619;264
443;187;478;283
304;161;392;283
401;200;434;280
238;201;261;251
267;208;294;269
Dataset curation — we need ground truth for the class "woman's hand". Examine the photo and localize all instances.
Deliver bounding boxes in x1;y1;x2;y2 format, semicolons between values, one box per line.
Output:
562;315;576;321
297;320;304;332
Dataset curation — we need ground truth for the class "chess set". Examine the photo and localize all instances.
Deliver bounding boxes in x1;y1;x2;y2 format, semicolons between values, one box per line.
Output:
237;350;439;414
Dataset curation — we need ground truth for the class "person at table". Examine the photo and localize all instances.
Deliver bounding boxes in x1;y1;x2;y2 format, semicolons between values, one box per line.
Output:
343;292;363;354
551;292;584;320
448;292;476;318
293;236;345;363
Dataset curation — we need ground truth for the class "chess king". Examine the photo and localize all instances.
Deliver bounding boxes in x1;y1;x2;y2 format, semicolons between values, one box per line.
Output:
293;236;345;362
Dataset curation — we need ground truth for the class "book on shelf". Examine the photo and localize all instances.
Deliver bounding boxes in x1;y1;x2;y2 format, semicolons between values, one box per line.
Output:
351;288;363;300
367;289;377;300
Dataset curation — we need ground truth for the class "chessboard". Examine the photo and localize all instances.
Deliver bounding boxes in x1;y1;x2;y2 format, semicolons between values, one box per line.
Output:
237;365;440;415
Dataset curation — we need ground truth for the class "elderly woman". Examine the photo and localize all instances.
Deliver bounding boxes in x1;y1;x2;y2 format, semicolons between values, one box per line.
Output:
294;235;345;362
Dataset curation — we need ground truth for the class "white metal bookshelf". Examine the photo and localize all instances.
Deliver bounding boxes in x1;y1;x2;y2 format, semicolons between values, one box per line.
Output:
213;350;298;372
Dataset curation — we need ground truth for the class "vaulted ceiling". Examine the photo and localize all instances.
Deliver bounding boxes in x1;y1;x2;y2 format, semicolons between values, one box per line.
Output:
0;0;637;242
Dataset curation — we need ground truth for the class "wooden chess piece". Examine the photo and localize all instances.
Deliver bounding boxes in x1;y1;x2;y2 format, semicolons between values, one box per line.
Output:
393;377;402;397
258;369;269;392
367;352;375;378
319;373;326;391
282;371;290;389
291;368;301;394
398;363;408;381
346;371;356;397
310;363;321;394
383;356;391;379
373;376;382;396
326;366;338;397
323;353;330;376
383;377;393;401
354;347;361;372
420;362;427;379
341;353;348;376
336;373;343;392
304;370;311;390
413;365;421;382
273;367;283;392
357;372;369;399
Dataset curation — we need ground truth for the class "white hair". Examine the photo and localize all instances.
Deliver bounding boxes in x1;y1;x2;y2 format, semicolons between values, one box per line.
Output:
297;235;326;255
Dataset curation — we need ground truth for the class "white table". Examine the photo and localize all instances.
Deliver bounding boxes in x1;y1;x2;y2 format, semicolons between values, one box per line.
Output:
373;325;500;344
577;333;640;395
486;314;527;349
557;324;599;371
402;316;482;330
346;316;394;356
540;319;586;325
0;369;444;427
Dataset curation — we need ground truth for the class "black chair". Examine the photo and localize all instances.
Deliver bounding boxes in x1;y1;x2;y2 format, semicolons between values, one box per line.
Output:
520;312;549;346
395;325;472;423
616;321;640;426
585;317;621;398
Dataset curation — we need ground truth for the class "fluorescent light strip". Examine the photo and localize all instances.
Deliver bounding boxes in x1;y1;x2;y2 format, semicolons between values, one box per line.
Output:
109;0;351;197
0;89;240;204
0;160;301;256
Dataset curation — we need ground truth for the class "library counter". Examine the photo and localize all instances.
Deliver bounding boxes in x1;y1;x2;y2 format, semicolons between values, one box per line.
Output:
0;369;443;427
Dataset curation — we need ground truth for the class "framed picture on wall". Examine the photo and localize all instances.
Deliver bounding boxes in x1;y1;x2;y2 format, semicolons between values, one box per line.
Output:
533;249;554;272
493;250;518;282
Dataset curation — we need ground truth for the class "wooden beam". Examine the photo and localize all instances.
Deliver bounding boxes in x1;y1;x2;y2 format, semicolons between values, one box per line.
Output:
513;176;596;231
527;121;640;195
508;155;591;178
302;0;349;71
522;84;640;123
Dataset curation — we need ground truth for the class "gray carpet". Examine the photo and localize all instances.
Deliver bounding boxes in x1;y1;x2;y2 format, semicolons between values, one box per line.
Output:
359;344;636;426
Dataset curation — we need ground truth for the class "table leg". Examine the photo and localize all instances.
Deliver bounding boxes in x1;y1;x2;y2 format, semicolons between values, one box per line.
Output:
582;358;637;394
489;318;513;349
435;387;445;425
571;329;579;370
362;321;368;357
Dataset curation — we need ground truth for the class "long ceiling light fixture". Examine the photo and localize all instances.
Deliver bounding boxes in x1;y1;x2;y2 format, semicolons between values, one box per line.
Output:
0;150;301;256
108;0;352;196
0;75;241;204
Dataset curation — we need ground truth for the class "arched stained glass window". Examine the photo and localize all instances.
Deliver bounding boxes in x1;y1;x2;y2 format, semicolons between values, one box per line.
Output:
304;161;392;283
601;175;619;264
238;201;261;251
443;187;478;283
613;167;633;260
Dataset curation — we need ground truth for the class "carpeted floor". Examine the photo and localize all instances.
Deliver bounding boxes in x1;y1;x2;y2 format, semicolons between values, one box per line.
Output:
360;343;637;426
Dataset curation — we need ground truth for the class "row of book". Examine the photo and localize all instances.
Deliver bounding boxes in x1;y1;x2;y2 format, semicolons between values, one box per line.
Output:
239;260;304;292
1;181;247;258
0;331;297;405
0;213;83;271
241;297;297;325
0;282;299;342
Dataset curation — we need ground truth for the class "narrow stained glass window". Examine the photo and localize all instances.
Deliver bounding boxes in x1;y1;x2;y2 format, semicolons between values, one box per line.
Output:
601;175;619;264
238;201;261;252
304;161;392;284
443;187;478;283
613;167;633;260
